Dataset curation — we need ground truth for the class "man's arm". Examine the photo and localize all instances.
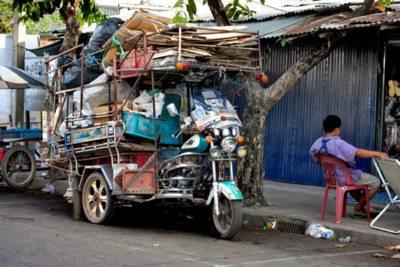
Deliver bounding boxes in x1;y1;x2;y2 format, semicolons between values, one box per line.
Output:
356;148;388;159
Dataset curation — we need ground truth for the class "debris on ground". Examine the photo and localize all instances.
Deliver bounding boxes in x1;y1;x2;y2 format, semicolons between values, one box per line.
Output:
373;252;393;259
338;236;351;243
334;244;346;248
262;219;277;230
372;244;400;259
152;243;160;248
41;181;55;194
305;223;334;239
373;252;400;259
385;245;400;252
392;254;400;259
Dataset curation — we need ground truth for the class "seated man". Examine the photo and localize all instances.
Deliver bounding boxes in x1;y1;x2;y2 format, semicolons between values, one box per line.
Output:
309;115;387;216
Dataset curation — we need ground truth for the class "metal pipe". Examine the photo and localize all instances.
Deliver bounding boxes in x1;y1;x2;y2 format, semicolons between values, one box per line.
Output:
378;43;387;151
113;54;118;120
178;26;182;61
79;55;84;116
45;44;84;63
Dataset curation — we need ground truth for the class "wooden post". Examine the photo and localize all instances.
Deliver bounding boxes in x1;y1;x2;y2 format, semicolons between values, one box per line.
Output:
12;12;26;128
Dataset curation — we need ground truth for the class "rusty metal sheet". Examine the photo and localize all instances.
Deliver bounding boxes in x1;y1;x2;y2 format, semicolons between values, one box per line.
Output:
247;11;400;40
322;12;400;30
282;12;351;37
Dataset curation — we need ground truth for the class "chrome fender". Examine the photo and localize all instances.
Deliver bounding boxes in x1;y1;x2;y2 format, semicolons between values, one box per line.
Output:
206;181;244;206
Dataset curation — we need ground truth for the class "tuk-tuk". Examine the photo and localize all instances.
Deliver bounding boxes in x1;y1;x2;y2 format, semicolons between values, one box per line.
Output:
42;12;263;240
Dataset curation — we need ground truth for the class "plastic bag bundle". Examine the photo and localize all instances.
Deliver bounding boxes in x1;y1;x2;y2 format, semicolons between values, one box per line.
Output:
62;18;123;88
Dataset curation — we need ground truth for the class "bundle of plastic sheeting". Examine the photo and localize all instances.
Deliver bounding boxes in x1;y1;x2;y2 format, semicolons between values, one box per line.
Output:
72;73;131;116
127;90;164;118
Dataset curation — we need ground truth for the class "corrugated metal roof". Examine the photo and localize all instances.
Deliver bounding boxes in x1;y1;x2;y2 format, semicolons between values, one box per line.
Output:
95;0;361;22
243;16;309;39
245;11;400;39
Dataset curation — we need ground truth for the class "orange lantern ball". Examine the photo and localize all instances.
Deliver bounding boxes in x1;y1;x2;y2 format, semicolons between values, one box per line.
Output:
176;62;184;71
261;74;269;84
236;135;245;144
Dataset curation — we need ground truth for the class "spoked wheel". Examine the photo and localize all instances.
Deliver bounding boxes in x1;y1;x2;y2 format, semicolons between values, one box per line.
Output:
1;146;36;189
212;195;242;240
82;172;115;224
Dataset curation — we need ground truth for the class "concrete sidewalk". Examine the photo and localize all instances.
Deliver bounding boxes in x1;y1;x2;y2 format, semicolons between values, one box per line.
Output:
243;181;400;247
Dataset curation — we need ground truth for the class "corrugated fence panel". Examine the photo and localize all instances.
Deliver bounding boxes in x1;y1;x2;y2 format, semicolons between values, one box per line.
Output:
263;34;378;186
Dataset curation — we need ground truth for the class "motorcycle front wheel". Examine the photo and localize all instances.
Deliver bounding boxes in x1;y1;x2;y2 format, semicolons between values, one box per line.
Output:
212;195;242;240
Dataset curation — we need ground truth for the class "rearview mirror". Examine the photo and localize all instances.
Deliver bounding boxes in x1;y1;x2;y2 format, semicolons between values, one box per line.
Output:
166;104;179;117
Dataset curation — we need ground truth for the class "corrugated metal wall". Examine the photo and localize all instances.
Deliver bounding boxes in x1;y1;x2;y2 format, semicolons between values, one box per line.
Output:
263;34;378;186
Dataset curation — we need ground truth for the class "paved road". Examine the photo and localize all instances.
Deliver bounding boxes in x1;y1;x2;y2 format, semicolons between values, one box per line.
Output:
0;187;396;267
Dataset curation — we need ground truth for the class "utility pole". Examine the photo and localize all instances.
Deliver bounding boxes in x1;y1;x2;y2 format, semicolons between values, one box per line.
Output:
12;12;25;127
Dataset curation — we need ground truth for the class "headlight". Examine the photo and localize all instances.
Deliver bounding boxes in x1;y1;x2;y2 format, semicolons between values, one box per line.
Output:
237;146;247;158
210;146;221;158
231;128;237;136
213;128;220;137
221;137;237;153
222;128;230;137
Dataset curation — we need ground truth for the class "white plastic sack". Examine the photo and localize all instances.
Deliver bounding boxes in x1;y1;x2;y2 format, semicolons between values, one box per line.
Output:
73;73;131;115
305;223;334;239
132;91;164;118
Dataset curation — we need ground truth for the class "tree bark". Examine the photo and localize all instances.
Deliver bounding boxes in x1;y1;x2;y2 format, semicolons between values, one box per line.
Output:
238;80;269;206
207;0;231;26
59;0;81;54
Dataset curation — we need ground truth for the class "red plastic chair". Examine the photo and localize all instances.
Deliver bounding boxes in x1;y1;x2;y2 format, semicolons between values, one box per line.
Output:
318;154;371;224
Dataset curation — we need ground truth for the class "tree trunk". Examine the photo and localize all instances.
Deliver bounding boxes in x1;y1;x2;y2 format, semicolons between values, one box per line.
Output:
238;41;333;206
59;0;81;54
207;0;231;26
238;80;269;206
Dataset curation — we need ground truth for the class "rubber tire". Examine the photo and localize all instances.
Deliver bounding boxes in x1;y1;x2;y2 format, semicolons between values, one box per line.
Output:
1;146;36;189
82;171;116;225
212;199;242;240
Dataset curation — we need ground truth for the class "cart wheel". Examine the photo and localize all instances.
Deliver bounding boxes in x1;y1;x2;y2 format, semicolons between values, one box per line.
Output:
82;172;115;224
1;146;36;189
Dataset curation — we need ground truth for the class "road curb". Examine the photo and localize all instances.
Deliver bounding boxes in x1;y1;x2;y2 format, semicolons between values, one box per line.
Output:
243;209;400;247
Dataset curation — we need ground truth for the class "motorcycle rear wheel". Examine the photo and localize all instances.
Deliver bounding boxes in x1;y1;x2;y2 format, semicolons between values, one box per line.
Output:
212;196;242;240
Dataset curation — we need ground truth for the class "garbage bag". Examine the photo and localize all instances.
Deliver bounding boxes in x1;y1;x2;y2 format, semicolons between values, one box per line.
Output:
61;60;101;89
61;18;123;89
83;17;123;73
83;17;123;56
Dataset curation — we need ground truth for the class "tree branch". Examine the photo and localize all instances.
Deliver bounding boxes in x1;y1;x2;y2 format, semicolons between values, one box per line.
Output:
207;0;231;26
351;0;375;18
